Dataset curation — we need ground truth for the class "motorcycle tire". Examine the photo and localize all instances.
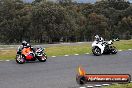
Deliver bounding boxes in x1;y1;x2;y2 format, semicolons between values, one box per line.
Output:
16;55;25;64
38;54;47;62
111;46;118;54
92;47;101;56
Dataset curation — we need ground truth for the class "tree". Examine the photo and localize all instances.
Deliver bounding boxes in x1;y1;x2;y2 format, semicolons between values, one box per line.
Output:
96;0;130;10
108;0;130;10
0;0;32;43
31;2;78;43
0;0;131;43
57;0;74;6
85;13;109;41
117;16;132;39
0;0;26;43
33;0;46;3
80;3;94;17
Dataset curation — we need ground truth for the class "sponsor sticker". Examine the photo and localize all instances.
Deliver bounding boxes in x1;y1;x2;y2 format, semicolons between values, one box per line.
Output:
76;66;131;85
86;74;131;83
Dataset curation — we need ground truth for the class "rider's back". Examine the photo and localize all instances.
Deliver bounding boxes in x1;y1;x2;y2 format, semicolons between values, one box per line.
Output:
22;47;31;56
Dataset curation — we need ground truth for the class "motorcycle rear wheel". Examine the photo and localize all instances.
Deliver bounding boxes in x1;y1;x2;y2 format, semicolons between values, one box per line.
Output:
111;46;118;54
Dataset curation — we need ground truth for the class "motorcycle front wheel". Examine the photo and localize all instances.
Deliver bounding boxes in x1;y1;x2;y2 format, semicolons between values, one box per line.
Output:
92;47;101;56
37;53;47;62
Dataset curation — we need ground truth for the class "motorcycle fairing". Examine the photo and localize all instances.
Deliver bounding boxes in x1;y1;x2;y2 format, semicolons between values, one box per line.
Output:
92;41;105;54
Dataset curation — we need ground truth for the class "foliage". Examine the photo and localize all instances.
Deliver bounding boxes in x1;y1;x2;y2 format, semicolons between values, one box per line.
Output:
0;0;131;43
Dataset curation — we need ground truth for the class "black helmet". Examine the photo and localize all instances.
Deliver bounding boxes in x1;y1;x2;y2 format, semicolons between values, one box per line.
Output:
22;41;27;46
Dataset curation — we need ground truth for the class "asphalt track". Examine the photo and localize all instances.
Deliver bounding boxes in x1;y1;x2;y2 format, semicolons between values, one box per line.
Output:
0;50;132;88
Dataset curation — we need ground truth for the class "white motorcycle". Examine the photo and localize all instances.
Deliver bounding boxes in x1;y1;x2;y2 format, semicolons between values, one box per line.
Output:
92;39;118;56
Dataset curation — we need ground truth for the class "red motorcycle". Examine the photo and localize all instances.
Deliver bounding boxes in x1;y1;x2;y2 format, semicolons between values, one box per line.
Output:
16;47;47;64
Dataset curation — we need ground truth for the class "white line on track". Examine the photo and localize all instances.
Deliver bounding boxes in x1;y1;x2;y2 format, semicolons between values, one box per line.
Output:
87;86;93;88
118;50;122;51
128;49;132;50
79;87;86;88
75;54;79;56
85;53;90;55
51;56;56;57
94;85;102;87
102;84;110;86
64;55;69;56
5;60;10;61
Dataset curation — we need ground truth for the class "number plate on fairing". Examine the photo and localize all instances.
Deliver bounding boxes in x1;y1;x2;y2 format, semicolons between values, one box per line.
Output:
36;53;43;56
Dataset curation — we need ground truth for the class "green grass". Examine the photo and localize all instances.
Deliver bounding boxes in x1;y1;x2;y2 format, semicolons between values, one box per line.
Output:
46;44;91;56
0;40;131;60
103;83;132;88
114;40;132;50
0;50;16;60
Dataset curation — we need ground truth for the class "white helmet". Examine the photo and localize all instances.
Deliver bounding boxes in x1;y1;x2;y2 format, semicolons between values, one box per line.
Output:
95;35;99;39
